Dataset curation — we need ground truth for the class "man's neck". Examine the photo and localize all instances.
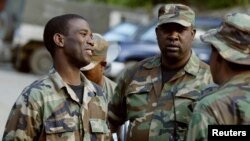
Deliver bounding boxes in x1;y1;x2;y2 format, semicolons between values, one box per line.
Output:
90;76;105;87
161;58;188;70
161;53;191;70
55;63;82;85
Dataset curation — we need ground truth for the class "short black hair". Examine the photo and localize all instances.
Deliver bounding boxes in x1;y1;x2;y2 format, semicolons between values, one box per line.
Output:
43;14;86;57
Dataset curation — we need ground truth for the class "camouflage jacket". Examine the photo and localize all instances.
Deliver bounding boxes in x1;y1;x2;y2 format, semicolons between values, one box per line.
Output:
108;53;213;141
186;72;250;141
3;69;111;141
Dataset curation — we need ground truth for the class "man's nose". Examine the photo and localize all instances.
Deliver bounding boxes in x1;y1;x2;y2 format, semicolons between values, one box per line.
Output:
167;31;179;40
87;36;94;46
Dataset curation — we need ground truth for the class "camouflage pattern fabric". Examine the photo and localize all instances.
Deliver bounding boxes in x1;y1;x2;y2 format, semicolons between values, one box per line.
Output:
200;12;250;65
81;33;110;71
3;68;111;141
103;76;117;103
108;52;213;141
158;4;195;27
186;72;250;141
186;12;250;141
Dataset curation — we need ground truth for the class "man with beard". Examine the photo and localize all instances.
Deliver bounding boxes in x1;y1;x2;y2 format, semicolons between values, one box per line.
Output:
108;3;213;141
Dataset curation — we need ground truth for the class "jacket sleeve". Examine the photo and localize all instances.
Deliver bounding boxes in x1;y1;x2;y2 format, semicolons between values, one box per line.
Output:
185;102;217;141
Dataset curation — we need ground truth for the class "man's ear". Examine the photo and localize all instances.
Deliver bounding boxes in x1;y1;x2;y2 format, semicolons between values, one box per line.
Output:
155;27;160;40
100;61;107;67
192;28;196;38
53;33;64;47
155;27;159;36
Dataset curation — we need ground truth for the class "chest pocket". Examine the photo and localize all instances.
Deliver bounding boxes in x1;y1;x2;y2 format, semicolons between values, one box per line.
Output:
89;118;111;140
44;117;78;140
172;89;201;133
89;118;110;133
45;117;77;133
126;83;153;120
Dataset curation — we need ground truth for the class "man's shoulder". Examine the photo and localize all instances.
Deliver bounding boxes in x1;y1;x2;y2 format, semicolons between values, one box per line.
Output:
11;76;53;110
127;56;160;73
199;76;250;103
197;85;234;108
198;84;250;119
198;84;219;100
104;76;116;86
21;76;52;95
184;53;212;80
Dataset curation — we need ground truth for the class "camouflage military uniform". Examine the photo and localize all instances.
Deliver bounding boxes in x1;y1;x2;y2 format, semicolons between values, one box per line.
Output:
3;69;111;141
109;53;213;141
186;13;250;141
81;33;117;104
103;76;117;103
186;73;250;141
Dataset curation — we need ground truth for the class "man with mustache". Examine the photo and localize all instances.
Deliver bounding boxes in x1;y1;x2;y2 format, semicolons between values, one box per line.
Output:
3;14;111;141
108;3;213;141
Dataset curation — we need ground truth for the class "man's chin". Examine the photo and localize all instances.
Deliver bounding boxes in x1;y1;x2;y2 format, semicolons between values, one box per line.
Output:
165;52;180;60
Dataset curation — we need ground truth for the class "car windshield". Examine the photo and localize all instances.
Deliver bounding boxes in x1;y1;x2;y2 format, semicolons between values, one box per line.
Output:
195;17;222;30
139;24;157;43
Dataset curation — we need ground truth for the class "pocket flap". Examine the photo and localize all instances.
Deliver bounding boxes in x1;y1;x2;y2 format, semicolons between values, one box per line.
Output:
126;83;152;96
45;118;76;134
89;119;110;133
175;88;201;101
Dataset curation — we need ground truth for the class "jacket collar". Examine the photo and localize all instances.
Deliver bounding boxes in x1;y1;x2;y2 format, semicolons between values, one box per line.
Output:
48;68;97;102
142;51;200;77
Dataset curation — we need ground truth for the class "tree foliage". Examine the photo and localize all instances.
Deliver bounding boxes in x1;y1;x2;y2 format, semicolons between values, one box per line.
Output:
79;0;250;10
191;0;250;9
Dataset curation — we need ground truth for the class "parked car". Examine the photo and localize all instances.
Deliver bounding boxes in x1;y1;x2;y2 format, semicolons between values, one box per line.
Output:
103;22;141;42
104;17;222;80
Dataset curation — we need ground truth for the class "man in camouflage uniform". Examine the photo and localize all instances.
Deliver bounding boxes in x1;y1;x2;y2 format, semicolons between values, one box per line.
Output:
108;4;213;141
81;33;117;103
81;33;121;141
186;12;250;141
3;14;111;141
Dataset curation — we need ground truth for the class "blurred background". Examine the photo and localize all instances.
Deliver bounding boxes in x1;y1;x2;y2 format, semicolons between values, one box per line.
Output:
0;0;250;139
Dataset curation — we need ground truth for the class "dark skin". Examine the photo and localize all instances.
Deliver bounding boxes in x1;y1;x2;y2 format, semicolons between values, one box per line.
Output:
83;60;107;86
156;23;196;70
210;46;250;86
53;18;94;85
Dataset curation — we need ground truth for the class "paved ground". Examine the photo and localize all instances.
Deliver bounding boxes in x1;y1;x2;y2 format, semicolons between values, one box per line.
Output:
0;63;40;139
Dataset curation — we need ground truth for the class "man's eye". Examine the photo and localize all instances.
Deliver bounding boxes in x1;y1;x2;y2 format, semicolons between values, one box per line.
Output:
80;33;87;37
178;27;187;33
161;28;170;33
177;29;184;33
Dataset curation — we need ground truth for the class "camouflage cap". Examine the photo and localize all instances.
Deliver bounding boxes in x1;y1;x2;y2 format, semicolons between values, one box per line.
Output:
81;33;108;71
157;4;195;27
201;12;250;65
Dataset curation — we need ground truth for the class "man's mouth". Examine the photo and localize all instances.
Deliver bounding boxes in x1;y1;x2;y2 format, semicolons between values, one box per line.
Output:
85;49;93;56
166;44;180;51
